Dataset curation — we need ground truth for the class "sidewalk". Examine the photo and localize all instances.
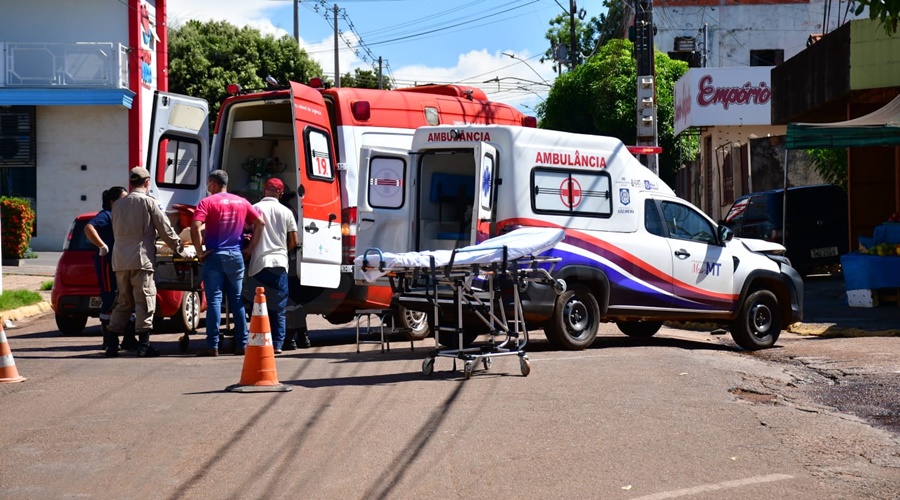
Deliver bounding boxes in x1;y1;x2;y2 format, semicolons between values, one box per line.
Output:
1;252;897;337
0;251;60;322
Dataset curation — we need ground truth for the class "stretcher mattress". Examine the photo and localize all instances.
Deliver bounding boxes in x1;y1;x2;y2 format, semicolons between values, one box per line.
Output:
355;227;566;282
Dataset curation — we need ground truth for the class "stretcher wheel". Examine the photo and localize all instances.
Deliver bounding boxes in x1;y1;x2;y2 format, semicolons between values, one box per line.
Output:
422;357;435;376
464;361;474;379
520;356;531;377
482;357;492;370
178;333;190;353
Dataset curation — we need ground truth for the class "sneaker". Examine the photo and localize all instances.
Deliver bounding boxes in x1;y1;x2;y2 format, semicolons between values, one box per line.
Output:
274;348;283;354
233;347;245;356
196;348;218;357
282;340;297;351
136;345;161;357
297;332;311;349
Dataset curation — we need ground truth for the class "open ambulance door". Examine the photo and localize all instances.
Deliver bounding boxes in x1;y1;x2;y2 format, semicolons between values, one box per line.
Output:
355;146;413;285
291;82;343;289
472;142;498;243
146;91;209;211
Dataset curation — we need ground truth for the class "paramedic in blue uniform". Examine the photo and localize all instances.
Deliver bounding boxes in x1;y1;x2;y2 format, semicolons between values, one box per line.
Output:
84;186;139;353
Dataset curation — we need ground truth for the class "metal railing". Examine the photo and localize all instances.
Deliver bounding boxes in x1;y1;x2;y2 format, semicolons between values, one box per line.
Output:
1;41;129;88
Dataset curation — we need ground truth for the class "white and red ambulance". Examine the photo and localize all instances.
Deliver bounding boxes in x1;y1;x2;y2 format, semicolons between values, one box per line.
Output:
355;124;804;350
143;83;530;339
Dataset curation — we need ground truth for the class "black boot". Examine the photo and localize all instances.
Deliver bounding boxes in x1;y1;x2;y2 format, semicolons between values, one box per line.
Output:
103;329;119;358
297;329;311;349
136;331;160;358
121;317;139;352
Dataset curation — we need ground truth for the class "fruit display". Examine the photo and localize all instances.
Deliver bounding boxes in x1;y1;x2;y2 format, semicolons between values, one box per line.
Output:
863;242;900;256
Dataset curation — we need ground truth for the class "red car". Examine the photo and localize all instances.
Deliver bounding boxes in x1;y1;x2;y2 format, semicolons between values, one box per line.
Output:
51;213;203;336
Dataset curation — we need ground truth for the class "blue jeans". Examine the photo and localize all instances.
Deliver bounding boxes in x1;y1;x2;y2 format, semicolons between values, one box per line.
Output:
252;267;288;350
202;250;248;350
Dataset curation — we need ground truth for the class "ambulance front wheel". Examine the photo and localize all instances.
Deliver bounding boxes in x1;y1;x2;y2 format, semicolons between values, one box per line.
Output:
730;289;781;351
544;283;600;350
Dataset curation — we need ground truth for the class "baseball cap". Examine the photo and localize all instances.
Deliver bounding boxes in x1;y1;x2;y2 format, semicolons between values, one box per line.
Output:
265;178;285;192
130;166;151;182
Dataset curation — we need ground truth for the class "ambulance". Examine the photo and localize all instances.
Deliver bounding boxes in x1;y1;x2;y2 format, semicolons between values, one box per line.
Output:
144;83;529;340
355;125;804;351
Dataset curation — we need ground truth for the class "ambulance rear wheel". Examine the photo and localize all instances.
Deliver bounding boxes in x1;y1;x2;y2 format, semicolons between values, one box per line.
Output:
544;284;599;350
397;307;429;341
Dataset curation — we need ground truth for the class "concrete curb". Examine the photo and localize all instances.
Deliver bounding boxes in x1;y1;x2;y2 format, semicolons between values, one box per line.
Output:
666;320;900;339
0;301;53;323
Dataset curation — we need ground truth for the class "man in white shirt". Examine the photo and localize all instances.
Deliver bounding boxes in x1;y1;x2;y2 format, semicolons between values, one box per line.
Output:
246;178;299;353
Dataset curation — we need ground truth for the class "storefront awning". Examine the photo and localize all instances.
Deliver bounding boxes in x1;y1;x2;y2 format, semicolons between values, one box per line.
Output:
785;94;900;149
0;88;134;108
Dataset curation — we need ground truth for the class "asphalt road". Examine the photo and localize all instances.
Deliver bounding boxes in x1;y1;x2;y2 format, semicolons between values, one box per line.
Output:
2;313;898;500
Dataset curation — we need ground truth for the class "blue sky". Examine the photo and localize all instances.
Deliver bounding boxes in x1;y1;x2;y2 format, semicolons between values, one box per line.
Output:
167;0;603;115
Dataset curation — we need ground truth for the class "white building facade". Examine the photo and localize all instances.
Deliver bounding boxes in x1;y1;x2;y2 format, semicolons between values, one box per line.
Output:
660;0;866;219
0;0;166;250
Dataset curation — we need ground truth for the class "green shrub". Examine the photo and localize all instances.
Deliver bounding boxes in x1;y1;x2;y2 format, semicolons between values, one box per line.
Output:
0;289;43;311
0;197;36;259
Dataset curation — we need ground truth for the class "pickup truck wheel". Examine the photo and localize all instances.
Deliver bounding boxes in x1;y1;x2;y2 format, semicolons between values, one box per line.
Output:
731;289;781;350
544;284;599;350
616;320;662;338
55;314;88;336
397;307;429;341
173;291;201;333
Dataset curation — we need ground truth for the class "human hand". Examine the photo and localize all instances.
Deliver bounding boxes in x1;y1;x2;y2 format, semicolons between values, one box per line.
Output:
99;244;109;257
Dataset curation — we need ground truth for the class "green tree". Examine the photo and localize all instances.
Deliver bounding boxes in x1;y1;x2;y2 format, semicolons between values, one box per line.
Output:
853;0;900;35
807;148;848;189
536;39;696;186
594;0;628;48
168;20;325;131
340;68;393;89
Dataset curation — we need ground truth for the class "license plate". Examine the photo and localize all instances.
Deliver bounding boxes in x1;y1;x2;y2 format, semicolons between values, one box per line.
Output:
810;246;838;258
89;296;102;309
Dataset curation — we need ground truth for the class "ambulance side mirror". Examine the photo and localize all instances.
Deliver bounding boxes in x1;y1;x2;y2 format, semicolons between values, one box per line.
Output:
718;225;734;244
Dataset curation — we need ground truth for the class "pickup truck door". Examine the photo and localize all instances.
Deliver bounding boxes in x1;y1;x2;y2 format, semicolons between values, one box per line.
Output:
659;200;735;313
291;82;342;289
355;146;413;285
146;91;209;211
471;142;498;243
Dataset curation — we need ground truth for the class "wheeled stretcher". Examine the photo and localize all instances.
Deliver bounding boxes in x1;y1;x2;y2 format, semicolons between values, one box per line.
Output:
355;228;567;379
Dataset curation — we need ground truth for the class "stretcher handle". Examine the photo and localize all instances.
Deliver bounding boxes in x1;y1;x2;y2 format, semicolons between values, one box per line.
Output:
360;247;386;272
448;244;509;273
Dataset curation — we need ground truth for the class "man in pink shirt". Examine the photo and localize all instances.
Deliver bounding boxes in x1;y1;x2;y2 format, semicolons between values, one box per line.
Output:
191;170;264;356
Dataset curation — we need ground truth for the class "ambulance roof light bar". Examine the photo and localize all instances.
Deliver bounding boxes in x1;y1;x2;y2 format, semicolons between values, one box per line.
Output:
627;146;663;155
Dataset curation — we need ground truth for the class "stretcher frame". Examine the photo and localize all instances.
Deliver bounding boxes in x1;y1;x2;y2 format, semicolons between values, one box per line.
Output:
360;244;564;379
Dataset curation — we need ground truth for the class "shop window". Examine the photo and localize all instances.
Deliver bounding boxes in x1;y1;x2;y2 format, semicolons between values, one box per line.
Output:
0;106;36;167
750;49;783;66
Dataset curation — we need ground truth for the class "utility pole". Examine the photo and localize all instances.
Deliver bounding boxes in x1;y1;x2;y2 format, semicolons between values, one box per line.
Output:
569;0;577;69
293;0;300;44
378;56;383;89
333;3;340;88
633;0;659;175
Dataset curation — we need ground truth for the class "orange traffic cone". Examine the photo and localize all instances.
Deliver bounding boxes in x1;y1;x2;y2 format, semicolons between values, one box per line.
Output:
0;324;26;383
226;287;291;393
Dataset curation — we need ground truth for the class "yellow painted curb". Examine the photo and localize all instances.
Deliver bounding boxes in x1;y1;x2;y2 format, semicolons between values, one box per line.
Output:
0;301;53;322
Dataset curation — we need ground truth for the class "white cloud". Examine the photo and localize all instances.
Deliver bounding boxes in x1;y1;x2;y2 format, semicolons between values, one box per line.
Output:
166;0;552;114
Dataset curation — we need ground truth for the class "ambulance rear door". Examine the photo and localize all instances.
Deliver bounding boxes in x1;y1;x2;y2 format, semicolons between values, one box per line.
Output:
146;91;209;210
355;146;413;285
291;82;343;289
471;142;498;243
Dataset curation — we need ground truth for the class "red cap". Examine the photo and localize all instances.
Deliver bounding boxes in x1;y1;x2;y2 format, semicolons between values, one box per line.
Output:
265;178;285;192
